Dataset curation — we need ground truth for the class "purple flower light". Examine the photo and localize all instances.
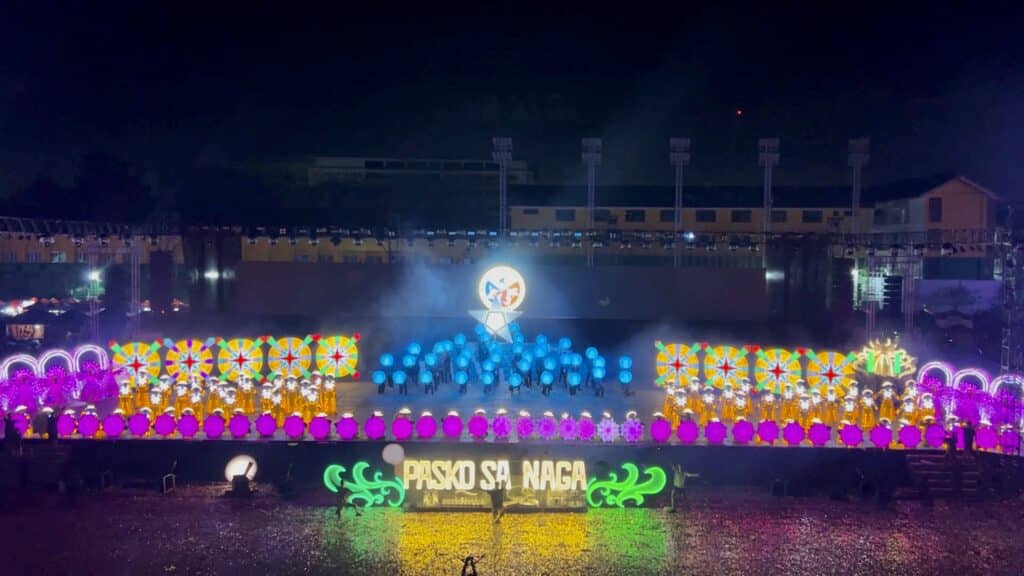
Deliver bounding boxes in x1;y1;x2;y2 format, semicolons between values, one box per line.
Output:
578;417;596;441
56;413;75;437
230;414;252;439
153;414;176;437
808;423;830;447
558;417;579;440
309;416;330;441
284;415;306;440
705;421;727;444
782;422;804;446
898;425;920;448
365;415;386;440
77;413;99;438
732;420;754;444
254;414;276;438
103;414;125;438
416;415;437;439
492;415;512;439
442;415;463;439
757;420;779;444
537;416;557;440
840;424;863;447
622;419;644;443
597;418;619;443
976;426;997;450
924;423;946;448
676;420;699;444
178;414;199;438
468;415;488;440
516;416;534;439
128;413;150;437
391;417;413;441
1000;429;1020;452
204;414;225;439
870;425;892;449
649;419;672;443
336;416;359;440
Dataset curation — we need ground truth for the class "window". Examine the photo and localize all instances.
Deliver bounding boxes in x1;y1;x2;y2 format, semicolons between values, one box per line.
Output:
771;210;788;223
801;210;823;223
555;209;576;222
295;253;311;263
928;197;943;223
593;209;612;222
317;254;333;264
50;251;67;263
522;208;539;215
26;251;40;263
77;252;87;263
695;210;717;223
731;209;752;223
4;251;15;263
625;209;646;223
659;209;676;223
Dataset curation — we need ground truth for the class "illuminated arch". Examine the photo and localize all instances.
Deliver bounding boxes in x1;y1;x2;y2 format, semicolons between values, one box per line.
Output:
917;361;954;388
654;341;700;388
990;373;1024;397
217;338;265;381
805;350;857;395
38;349;74;374
73;344;109;370
266;335;313;378
702;345;748;389
315;335;359;379
754;348;802;393
952;368;990;392
110;341;162;381
164;338;215;382
0;353;41;378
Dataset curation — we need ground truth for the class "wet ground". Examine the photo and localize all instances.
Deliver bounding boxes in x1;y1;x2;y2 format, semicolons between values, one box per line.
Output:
4;486;1024;575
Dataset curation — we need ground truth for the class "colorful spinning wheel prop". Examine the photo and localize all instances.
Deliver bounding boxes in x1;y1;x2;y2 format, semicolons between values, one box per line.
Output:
702;345;749;389
315;334;360;379
267;335;313;378
217;338;265;381
164;338;215;382
654;341;700;388
753;347;802;393
110;341;162;382
805;349;857;394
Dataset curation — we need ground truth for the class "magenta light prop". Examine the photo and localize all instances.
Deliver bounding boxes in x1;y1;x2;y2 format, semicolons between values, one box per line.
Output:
442;415;463;439
578;417;596;441
558;417;579;440
869;425;892;448
203;414;225;439
309;416;330;441
782;422;804;446
840;424;863;447
128;413;150;437
468;415;488;439
676;420;699;444
705;421;727;445
492;415;512;439
597;418;619;443
757;420;779;444
252;412;276;434
103;414;125;438
336;416;359;440
77;413;99;438
56;413;75;437
622;419;644;443
12;413;30;436
153;414;176;437
365;415;386;440
732;420;754;445
649;419;672;443
178;414;199;438
284;415;306;440
537;416;557;440
924;423;946;448
416;415;437;439
230;414;252;439
516;416;534;439
1000;429;1020;452
975;426;997;450
391;417;413;441
808;423;830;447
898;425;921;448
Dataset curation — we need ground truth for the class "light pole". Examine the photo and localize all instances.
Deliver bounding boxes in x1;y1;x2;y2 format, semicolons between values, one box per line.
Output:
492;137;512;239
848;138;870;235
669;138;691;268
581;138;602;267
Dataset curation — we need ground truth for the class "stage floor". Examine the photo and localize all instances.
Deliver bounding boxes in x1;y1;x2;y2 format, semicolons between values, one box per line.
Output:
4;485;1022;575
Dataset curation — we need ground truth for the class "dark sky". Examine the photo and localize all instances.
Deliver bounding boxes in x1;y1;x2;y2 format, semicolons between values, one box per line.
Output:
2;2;1024;197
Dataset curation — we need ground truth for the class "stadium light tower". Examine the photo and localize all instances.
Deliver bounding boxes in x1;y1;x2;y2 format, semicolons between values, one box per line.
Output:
581;138;602;267
758;138;780;237
669;138;691;268
492;137;513;238
848;138;870;234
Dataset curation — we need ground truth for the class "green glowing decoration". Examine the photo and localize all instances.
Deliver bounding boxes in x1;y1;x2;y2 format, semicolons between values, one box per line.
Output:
586;463;667;508
323;461;406;508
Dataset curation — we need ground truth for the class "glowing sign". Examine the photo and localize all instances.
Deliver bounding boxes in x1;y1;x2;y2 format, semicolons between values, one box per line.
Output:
402;459;586;492
323;462;405;508
586;463;667;508
478;265;526;311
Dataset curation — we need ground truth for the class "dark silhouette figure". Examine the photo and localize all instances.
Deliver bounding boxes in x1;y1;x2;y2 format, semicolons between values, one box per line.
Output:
962;422;976;453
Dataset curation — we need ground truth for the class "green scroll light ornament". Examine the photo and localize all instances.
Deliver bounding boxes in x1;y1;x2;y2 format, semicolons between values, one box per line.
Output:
323;461;406;508
586;462;667;508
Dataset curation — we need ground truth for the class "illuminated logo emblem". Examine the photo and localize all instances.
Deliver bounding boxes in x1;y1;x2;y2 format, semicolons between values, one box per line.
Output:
478;265;526;311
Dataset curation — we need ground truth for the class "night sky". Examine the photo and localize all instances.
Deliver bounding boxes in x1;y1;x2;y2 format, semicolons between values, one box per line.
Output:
2;2;1023;211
